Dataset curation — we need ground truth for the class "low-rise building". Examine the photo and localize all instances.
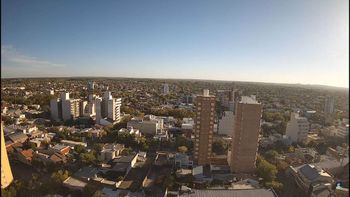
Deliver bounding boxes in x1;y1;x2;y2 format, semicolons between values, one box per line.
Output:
60;140;87;148
49;144;71;155
174;153;193;169
7;132;28;144
290;164;334;192
98;143;125;162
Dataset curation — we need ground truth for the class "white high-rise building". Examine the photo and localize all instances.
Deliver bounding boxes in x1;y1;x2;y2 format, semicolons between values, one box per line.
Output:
324;96;335;114
107;98;121;122
61;94;72;121
163;83;170;95
218;111;234;136
286;112;309;143
60;92;80;121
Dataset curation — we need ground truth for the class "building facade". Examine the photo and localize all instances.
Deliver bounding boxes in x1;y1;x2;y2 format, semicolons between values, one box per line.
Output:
194;89;216;165
230;96;262;173
286;112;309;143
218;111;234;136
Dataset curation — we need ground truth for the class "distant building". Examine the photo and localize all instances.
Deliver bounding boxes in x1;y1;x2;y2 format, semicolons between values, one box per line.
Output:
98;143;125;162
324;96;335;115
51;92;81;122
98;91;122;124
194;89;216;165
127;115;163;135
1;123;13;188
163;83;169;95
230;95;262;173
324;96;335;125
286;112;309;143
218;111;234;136
50;98;62;122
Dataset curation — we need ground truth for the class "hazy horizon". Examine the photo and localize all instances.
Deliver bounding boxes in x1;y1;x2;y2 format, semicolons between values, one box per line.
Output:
1;75;348;89
2;0;349;88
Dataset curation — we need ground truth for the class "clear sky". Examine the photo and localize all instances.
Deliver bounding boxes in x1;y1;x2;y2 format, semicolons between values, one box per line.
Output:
1;0;349;88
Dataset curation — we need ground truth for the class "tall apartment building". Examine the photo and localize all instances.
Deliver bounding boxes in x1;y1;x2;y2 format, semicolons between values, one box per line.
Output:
324;96;335;114
107;98;122;122
163;83;170;95
194;89;216;165
70;99;81;119
230;96;262;173
324;96;335;125
1;123;13;188
95;97;103;124
50;92;80;121
286;112;309;143
50;98;62;122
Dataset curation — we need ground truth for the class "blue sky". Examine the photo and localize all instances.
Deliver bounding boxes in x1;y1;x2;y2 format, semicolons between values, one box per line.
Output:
1;0;349;88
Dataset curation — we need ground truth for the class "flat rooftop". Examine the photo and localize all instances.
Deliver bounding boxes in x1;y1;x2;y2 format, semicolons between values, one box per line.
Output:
240;96;259;104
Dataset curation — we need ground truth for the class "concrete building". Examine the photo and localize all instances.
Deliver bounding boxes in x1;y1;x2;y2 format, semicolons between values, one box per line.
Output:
218;111;234;136
324;96;335;115
80;101;89;117
98;91;122;123
61;93;72;121
1;123;13;189
51;93;80;121
70;99;81;119
107;98;122;122
194;89;216;165
324;96;335;125
95;97;103;124
163;83;169;95
286;112;309;143
127;115;163;135
230;96;262;173
50;98;62;122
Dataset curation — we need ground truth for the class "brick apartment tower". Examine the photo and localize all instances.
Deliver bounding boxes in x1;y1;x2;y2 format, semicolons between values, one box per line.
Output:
194;89;216;165
230;96;262;173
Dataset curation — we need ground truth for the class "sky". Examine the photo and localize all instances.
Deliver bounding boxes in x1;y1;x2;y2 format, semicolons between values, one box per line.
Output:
1;0;349;88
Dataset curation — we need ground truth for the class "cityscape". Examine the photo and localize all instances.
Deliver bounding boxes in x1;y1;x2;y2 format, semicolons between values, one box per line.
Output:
1;1;349;197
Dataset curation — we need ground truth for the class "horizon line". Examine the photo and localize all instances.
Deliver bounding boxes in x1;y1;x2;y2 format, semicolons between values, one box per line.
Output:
1;75;348;89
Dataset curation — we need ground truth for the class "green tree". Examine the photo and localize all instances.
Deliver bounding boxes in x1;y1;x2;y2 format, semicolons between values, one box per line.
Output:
264;150;278;164
74;145;86;154
256;158;278;182
51;170;69;183
265;181;283;192
163;175;175;189
80;152;96;165
178;146;188;153
212;139;228;155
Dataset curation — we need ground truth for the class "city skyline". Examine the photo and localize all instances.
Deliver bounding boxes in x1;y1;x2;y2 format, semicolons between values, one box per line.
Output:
2;0;349;88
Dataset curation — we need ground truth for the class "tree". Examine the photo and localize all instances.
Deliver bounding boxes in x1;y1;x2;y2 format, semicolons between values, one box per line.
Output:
80;152;96;165
265;181;283;191
74;145;86;154
178;146;188;153
212;139;228;155
163;175;175;189
256;158;278;182
264;150;278;164
1;186;16;197
51;170;69;183
92;143;104;153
